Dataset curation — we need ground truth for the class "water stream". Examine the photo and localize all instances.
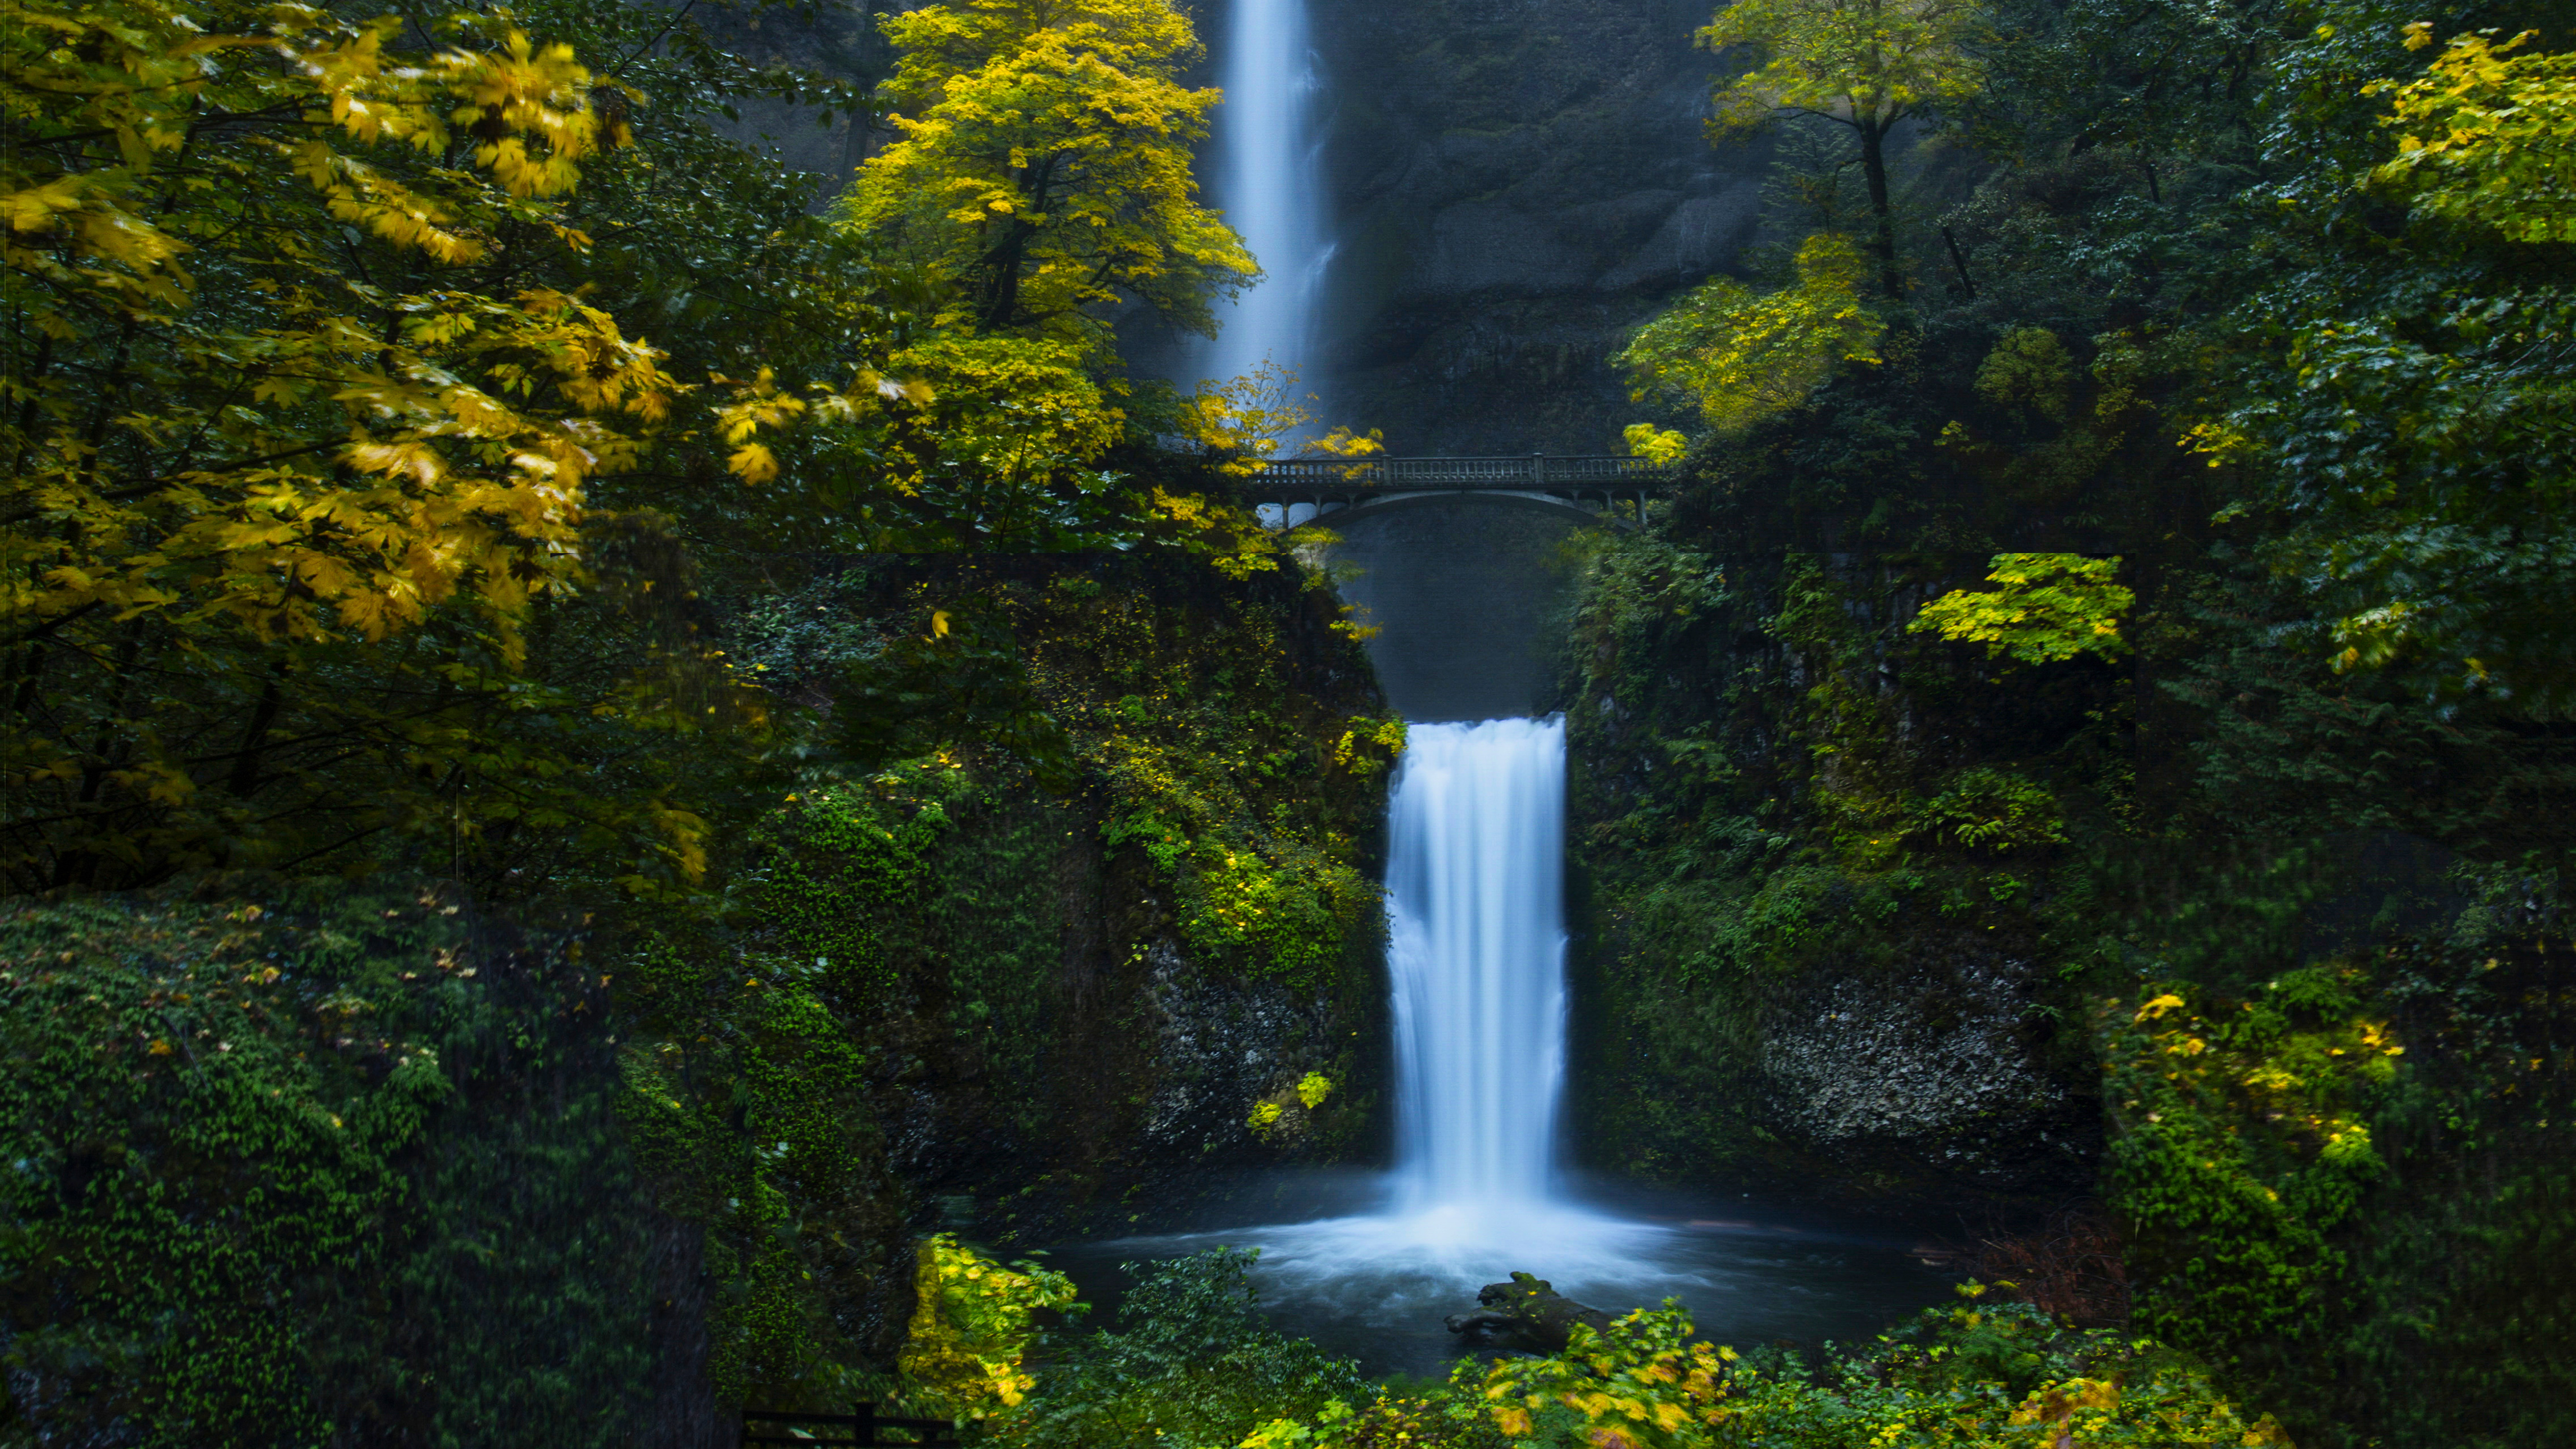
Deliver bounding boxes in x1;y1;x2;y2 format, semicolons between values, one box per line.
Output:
1058;720;1951;1374
1196;0;1329;394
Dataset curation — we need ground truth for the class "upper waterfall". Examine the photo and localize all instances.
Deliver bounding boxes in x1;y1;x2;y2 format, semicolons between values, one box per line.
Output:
1200;0;1329;394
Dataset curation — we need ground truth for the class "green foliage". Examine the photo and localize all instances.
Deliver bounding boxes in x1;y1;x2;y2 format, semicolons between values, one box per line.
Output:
2085;902;2576;1446
1617;234;1887;433
2098;974;2399;1360
1702;0;1988;136
1918;769;2066;853
1242;1292;2278;1448
1700;0;1988;295
1908;555;2133;665
901;1234;1082;1417
1004;1247;1373;1448
0;880;661;1445
606;553;1389;1403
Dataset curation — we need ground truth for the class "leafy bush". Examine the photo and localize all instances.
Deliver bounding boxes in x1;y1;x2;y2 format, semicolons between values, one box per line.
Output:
1242;1290;2280;1449
1002;1247;1371;1448
1908;556;2133;667
902;1235;1083;1419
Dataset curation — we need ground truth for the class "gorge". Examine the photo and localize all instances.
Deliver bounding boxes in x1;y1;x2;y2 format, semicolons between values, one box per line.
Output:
3;0;2572;1440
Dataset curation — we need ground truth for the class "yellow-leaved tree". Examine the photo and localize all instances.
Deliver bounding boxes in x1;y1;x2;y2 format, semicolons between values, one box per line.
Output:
846;0;1255;343
700;0;1271;554
1614;232;1886;433
2367;24;2576;242
1700;0;1986;298
0;0;734;891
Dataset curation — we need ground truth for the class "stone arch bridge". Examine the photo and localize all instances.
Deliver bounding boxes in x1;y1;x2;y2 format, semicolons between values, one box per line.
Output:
1249;455;1685;721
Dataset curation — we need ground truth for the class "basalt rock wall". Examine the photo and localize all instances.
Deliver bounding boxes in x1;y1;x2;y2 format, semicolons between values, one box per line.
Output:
1305;0;1761;453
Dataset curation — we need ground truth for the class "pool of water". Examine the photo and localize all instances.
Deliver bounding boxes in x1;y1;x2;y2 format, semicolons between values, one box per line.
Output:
1039;1173;1962;1379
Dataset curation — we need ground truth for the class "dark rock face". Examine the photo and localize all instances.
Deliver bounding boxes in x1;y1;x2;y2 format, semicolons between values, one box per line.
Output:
1306;0;1762;452
1444;1272;1616;1354
1754;949;2095;1194
1325;496;1598;721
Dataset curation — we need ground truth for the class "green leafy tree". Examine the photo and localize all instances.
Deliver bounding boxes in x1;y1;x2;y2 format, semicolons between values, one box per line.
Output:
1700;0;1986;297
1614;232;1885;432
2193;17;2576;713
1908;553;2133;664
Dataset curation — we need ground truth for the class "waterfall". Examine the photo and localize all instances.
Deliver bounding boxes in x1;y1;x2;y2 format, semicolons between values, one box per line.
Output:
1200;0;1328;394
1185;712;1658;1284
1387;719;1568;1214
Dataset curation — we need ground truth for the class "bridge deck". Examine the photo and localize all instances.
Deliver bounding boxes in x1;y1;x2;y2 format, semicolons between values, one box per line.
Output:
1244;454;1678;504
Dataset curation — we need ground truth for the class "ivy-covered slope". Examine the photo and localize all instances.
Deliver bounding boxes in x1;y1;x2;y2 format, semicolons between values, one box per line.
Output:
0;878;703;1447
0;551;1397;1437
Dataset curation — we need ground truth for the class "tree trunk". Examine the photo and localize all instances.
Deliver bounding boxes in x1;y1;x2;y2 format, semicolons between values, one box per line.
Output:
1857;116;1904;302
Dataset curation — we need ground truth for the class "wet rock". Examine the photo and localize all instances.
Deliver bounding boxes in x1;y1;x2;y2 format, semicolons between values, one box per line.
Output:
1443;1271;1614;1355
1760;956;2085;1192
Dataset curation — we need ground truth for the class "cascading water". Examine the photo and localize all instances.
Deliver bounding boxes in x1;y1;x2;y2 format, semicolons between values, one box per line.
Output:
1386;718;1570;1221
1065;713;1949;1370
1199;0;1329;394
1214;719;1664;1281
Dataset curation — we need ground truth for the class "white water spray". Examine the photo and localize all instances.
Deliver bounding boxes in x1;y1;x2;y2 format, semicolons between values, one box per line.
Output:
1200;0;1329;394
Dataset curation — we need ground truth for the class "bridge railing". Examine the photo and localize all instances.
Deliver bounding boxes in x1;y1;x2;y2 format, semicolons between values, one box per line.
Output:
1247;454;1676;493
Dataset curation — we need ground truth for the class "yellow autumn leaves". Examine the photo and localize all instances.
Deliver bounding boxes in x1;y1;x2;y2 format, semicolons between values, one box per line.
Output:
5;0;668;659
902;1233;1080;1415
2368;23;2576;243
1616;232;1886;434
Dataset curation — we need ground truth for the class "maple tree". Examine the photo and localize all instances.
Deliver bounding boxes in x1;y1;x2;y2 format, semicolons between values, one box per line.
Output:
845;0;1254;344
0;0;755;891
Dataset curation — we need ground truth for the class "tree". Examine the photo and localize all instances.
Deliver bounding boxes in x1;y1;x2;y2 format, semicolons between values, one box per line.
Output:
845;0;1254;344
2191;20;2576;713
2367;24;2576;242
1614;232;1886;432
1700;0;1985;298
0;0;773;892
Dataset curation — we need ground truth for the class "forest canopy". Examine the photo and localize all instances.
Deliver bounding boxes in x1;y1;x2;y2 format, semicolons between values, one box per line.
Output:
0;0;1294;897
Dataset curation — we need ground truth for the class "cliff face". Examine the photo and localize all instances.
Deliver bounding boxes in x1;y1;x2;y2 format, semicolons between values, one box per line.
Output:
694;0;1761;453
1305;0;1760;453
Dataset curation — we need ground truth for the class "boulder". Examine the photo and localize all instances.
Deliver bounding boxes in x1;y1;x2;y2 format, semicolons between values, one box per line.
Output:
1442;1271;1614;1355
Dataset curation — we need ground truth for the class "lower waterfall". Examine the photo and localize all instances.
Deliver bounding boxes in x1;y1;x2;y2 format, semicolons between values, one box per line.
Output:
1062;715;1947;1373
1387;718;1571;1219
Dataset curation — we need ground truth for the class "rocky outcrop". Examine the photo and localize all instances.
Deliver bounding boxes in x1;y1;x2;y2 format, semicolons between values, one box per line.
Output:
1138;942;1345;1155
1761;959;2086;1191
1444;1273;1617;1354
